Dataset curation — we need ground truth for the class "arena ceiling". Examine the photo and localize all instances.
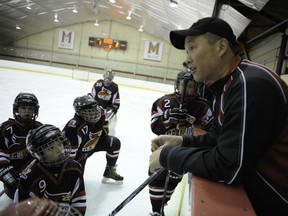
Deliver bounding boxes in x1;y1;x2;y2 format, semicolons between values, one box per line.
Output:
0;0;287;48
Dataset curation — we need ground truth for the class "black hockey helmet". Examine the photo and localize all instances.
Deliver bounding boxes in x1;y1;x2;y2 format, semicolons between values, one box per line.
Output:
73;95;102;124
174;68;197;97
13;92;39;124
26;124;71;167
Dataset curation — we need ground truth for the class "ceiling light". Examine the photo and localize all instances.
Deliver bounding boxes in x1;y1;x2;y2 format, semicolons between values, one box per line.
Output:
126;11;132;20
138;26;143;32
16;25;21;30
26;1;32;9
109;0;116;3
170;0;178;7
94;19;99;26
54;14;59;22
72;5;78;13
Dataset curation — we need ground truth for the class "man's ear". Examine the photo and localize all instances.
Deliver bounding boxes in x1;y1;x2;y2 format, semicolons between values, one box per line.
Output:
217;38;229;57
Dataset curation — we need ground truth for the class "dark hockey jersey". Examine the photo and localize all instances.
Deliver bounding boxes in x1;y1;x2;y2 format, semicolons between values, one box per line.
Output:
0;118;42;173
63;114;107;164
91;79;120;111
151;93;211;135
15;160;86;215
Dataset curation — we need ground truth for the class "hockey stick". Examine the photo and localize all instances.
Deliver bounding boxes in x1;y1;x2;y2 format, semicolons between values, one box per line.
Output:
160;73;191;216
0;187;7;198
106;111;116;122
160;169;170;215
108;168;165;216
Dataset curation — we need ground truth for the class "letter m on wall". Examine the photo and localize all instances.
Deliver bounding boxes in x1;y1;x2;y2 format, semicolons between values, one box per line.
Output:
143;41;163;61
58;30;75;49
61;32;72;43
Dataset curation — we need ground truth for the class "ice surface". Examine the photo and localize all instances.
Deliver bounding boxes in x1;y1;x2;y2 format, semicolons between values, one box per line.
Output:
0;65;190;216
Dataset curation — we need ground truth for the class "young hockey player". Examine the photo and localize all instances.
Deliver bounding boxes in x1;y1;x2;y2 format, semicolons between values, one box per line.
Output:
14;124;86;215
63;95;124;184
90;68;120;135
148;69;211;216
0;92;42;199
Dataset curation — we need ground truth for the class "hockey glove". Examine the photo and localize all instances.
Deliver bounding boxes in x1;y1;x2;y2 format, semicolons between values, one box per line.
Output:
0;165;19;191
162;108;195;128
111;107;118;115
106;107;118;122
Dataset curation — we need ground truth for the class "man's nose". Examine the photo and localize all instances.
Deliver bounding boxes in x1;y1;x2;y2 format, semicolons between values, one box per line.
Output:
185;58;192;67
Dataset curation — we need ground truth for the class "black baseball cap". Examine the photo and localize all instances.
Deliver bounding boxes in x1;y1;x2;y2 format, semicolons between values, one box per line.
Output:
170;17;237;49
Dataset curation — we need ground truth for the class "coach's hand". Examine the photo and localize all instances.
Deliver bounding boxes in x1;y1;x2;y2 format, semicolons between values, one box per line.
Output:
149;148;162;173
151;135;183;152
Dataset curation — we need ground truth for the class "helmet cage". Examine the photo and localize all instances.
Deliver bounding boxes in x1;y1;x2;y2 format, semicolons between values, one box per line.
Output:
103;69;114;86
103;78;113;86
74;96;101;124
174;69;196;97
13;93;39;124
79;106;101;124
57;203;83;216
26;125;71;167
32;136;71;167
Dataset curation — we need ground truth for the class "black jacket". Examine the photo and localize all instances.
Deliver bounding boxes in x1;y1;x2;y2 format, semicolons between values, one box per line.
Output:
160;59;288;215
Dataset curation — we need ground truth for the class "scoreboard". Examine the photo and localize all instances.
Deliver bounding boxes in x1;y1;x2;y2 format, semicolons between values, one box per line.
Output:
89;37;127;51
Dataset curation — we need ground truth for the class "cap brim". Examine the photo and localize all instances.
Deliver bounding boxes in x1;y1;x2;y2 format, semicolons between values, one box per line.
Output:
169;29;203;49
